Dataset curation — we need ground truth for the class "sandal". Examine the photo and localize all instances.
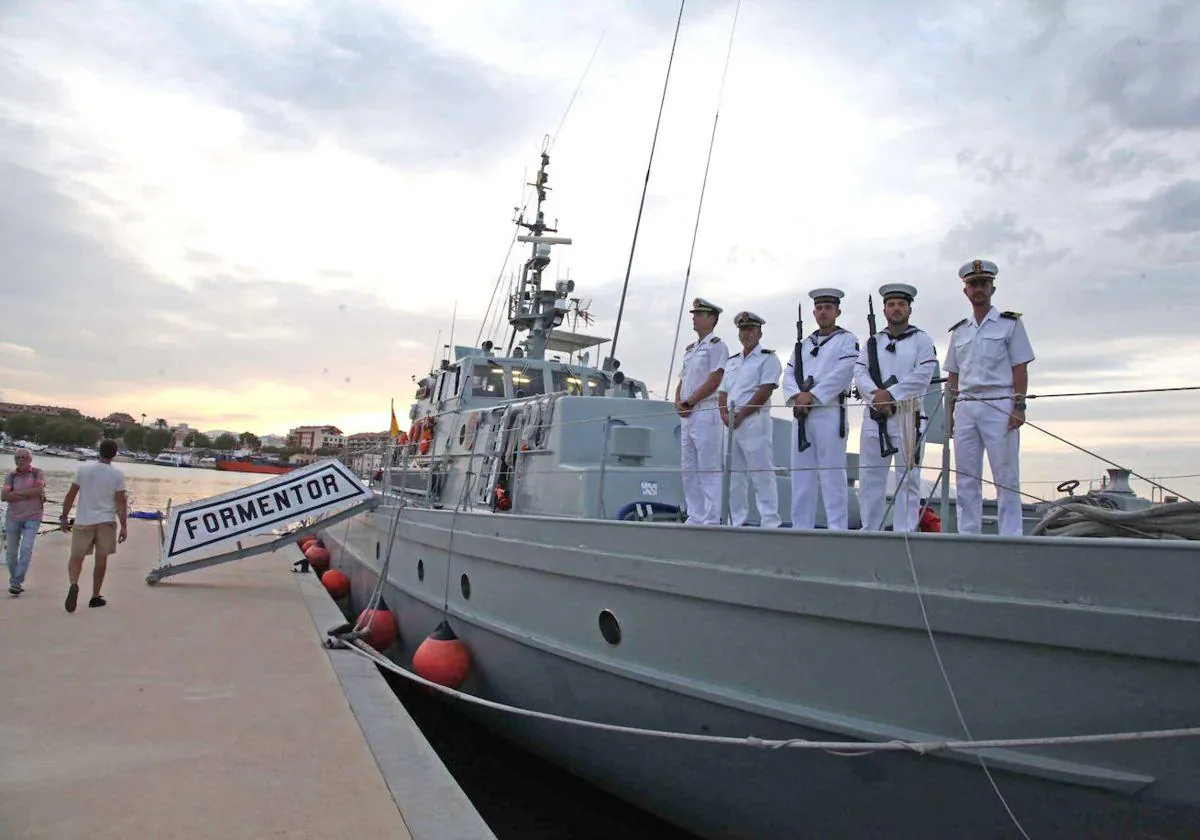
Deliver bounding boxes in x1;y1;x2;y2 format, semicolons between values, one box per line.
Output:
65;583;79;613
88;595;106;608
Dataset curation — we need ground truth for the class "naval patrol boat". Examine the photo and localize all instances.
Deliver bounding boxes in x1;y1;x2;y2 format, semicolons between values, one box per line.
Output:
309;149;1199;838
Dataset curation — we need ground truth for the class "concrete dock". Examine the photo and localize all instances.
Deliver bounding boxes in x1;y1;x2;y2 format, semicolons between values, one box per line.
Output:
0;521;496;840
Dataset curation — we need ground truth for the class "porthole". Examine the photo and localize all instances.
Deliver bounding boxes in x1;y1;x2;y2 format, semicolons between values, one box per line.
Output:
417;559;425;581
460;573;471;600
599;609;621;645
375;541;380;560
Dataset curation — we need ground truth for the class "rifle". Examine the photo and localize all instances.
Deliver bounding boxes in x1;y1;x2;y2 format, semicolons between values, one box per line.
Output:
866;295;899;458
793;301;813;452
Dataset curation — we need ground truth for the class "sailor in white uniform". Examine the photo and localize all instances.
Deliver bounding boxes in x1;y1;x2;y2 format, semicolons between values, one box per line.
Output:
782;288;859;530
853;283;938;531
675;297;729;525
944;259;1036;536
718;311;783;528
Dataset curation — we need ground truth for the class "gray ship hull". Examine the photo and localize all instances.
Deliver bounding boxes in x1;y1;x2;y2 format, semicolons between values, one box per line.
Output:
326;504;1200;839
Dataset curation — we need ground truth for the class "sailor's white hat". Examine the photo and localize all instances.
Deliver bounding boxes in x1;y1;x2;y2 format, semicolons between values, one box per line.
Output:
959;259;999;282
808;288;845;305
879;282;917;302
733;310;766;328
689;297;722;315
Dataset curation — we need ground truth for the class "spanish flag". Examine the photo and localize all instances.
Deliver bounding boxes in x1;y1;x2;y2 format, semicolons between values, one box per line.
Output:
389;399;401;439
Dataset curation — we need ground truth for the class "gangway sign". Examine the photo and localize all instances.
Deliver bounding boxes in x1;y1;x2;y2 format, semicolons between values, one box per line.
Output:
147;458;377;583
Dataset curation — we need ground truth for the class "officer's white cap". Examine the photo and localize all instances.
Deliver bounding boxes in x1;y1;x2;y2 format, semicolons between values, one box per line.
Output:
958;259;999;281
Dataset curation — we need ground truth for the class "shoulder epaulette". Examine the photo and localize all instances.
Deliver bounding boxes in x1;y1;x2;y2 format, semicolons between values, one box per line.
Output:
1000;311;1021;320
729;351;743;360
949;318;968;332
762;348;774;355
685;341;695;351
710;335;722;343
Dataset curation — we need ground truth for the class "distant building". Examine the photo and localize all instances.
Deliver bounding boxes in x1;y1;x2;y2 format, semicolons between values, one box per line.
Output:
288;425;344;451
260;434;287;449
102;412;137;427
171;423;195;448
0;402;79;417
204;429;237;441
347;431;389;444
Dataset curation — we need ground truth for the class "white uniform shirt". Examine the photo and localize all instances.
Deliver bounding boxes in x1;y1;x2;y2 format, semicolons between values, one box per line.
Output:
680;333;729;407
720;344;782;411
853;326;938;410
943;307;1034;393
781;328;859;406
72;461;127;526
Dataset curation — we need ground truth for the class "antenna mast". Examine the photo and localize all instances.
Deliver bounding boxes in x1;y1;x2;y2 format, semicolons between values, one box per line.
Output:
507;138;575;361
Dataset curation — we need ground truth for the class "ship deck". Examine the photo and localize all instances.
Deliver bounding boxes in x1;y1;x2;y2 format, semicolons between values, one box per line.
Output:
0;521;494;840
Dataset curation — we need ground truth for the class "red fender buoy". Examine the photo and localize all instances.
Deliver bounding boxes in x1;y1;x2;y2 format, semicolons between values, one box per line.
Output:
321;568;350;600
412;620;471;689
357;608;399;650
305;544;331;573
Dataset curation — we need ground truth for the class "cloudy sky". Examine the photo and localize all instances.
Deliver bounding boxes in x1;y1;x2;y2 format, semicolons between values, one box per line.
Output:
1;0;1198;499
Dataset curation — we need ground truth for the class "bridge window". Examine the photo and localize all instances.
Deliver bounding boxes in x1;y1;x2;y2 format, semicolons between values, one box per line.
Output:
471;362;505;397
510;365;545;397
551;368;585;396
585;373;607;396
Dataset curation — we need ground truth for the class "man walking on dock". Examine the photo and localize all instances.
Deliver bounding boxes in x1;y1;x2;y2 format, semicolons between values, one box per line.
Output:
3;448;46;595
59;439;128;611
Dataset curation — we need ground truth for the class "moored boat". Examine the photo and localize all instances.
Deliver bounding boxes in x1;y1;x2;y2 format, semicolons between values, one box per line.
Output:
215;455;297;475
315;149;1200;839
144;129;1200;839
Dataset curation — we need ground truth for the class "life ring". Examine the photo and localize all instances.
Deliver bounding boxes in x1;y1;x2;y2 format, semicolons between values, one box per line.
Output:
419;417;434;454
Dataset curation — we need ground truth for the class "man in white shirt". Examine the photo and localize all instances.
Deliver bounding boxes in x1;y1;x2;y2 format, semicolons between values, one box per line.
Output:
782;288;859;530
944;259;1036;536
854;283;939;531
718;311;783;528
675;297;729;525
59;438;128;611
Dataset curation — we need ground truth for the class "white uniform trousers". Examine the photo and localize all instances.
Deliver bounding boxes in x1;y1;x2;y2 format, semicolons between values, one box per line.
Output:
727;417;781;528
789;405;848;530
681;407;723;525
953;397;1022;536
858;413;922;532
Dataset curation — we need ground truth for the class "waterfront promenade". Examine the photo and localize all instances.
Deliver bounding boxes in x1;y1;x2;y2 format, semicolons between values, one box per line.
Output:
0;521;495;840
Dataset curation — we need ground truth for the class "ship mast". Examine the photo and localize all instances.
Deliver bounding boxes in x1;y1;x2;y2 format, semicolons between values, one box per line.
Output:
508;146;574;361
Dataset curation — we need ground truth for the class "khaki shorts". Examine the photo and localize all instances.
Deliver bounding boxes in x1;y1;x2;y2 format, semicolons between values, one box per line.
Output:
71;523;117;557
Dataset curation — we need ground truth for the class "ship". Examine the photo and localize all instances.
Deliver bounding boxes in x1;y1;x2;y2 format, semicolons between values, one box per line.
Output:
145;142;1200;838
304;149;1200;839
214;455;297;475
